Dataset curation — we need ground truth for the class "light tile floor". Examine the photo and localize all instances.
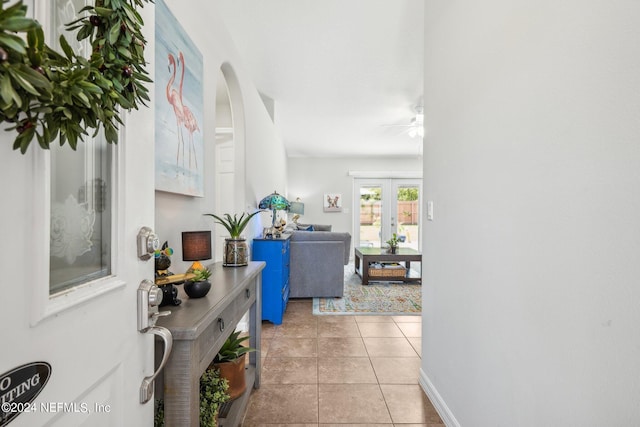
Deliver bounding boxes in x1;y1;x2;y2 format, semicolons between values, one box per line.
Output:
241;299;444;427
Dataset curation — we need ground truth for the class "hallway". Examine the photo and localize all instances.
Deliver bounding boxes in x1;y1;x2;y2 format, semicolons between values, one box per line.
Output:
242;299;443;426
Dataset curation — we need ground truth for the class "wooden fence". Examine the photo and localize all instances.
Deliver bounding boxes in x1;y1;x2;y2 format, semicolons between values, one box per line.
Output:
360;201;419;225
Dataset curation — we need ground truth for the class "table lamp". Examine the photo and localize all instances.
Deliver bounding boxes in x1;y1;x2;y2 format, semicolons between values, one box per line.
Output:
289;198;305;223
182;230;212;272
258;191;290;226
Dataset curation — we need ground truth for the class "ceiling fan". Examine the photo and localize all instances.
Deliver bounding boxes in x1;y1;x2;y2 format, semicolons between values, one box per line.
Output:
382;105;425;138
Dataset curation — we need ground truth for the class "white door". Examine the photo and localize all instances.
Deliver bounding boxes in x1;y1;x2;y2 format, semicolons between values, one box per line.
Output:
215;138;235;262
354;178;422;251
0;2;159;426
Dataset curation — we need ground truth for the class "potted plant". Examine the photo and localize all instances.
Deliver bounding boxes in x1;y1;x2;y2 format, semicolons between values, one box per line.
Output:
155;366;230;427
386;233;401;254
211;330;256;400
183;266;212;298
204;211;260;267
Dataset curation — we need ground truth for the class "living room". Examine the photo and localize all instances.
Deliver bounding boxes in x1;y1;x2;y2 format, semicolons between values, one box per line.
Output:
158;1;640;425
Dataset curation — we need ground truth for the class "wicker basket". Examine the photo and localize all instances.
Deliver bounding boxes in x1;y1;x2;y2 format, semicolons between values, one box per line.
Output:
368;264;406;279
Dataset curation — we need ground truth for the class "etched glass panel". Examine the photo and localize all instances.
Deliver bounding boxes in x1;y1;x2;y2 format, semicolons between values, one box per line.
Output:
50;135;112;294
49;0;112;294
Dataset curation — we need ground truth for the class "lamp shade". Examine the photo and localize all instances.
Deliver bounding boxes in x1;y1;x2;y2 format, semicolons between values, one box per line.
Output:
289;201;305;215
182;231;212;261
258;191;290;211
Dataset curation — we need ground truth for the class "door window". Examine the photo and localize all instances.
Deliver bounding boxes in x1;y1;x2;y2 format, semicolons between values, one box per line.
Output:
359;185;383;247
395;184;420;251
50;134;112;294
355;178;422;251
47;0;112;295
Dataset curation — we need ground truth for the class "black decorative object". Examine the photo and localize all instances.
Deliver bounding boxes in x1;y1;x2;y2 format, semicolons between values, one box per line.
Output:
184;280;211;298
183;267;212;298
154;241;181;306
159;284;181;307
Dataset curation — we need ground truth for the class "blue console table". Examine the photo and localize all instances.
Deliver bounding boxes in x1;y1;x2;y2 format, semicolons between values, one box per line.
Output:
252;236;290;324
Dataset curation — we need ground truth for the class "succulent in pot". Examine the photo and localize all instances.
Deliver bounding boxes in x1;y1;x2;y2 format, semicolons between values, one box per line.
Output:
211;330;256;400
184;267;212;298
204;211;261;267
204;211;260;238
190;267;212;282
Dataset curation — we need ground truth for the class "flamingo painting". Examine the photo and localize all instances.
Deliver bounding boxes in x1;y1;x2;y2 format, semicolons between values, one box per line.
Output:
178;52;200;170
166;53;185;170
166;52;200;172
155;0;204;196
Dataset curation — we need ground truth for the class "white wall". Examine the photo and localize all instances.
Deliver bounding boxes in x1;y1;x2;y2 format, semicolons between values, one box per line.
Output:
421;1;640;426
287;157;422;233
154;1;287;272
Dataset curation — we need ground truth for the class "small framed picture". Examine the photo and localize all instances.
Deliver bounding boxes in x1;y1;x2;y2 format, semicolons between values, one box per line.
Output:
323;193;342;212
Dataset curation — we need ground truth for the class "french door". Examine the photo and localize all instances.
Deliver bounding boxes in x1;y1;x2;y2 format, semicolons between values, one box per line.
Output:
354;178;422;251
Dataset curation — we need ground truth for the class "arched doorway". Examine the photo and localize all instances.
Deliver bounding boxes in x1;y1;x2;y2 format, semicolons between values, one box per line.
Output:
214;64;246;262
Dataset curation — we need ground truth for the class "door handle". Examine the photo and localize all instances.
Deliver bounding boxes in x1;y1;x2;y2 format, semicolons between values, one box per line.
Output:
138;279;171;331
137;279;173;404
139;326;173;404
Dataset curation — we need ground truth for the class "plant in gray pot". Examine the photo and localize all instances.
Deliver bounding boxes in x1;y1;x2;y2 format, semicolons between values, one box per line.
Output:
183;267;212;298
204;211;260;267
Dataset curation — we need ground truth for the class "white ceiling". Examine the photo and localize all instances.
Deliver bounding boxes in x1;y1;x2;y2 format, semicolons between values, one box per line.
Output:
217;0;424;158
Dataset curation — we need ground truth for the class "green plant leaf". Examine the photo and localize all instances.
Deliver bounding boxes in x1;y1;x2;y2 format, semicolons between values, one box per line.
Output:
108;22;120;44
0;32;27;54
214;330;256;363
94;7;114;17
0;74;17;105
1;17;39;32
58;34;74;60
7;69;38;98
204;211;261;238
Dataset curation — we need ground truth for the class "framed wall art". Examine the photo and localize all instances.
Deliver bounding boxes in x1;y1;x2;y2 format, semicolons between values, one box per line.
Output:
155;0;205;196
323;193;343;212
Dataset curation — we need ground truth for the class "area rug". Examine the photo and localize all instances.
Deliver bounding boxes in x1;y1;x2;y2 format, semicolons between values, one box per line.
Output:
312;264;421;316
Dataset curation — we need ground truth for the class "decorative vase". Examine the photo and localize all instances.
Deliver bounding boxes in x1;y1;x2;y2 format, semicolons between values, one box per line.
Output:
212;357;247;400
389;246;397;254
183;280;211;298
223;238;249;267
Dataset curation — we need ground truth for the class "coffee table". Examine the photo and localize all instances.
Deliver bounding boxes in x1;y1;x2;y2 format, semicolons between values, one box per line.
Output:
354;247;422;285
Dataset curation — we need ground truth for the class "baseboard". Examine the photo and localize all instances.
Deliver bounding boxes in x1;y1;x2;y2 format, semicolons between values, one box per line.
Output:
419;368;461;427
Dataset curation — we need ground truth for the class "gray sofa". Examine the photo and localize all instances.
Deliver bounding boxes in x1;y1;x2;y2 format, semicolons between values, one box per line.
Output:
288;228;351;298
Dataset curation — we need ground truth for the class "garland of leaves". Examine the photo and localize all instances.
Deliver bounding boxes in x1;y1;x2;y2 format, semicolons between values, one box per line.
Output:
0;0;151;153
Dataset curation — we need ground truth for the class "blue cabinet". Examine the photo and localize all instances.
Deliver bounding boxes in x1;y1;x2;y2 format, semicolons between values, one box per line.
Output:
252;236;290;325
